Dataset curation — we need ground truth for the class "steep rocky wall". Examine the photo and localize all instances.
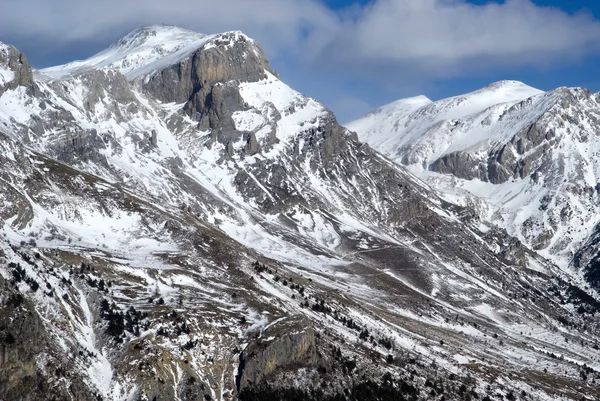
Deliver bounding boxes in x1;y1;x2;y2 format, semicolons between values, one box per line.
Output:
139;32;276;134
429;122;557;184
237;316;318;392
0;43;32;95
0;277;89;400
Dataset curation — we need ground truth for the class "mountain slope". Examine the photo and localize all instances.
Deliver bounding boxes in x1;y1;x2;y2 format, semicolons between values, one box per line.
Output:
0;26;599;400
348;83;600;280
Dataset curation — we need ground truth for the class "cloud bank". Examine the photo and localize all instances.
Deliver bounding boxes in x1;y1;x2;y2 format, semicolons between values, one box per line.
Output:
3;0;600;75
325;0;600;77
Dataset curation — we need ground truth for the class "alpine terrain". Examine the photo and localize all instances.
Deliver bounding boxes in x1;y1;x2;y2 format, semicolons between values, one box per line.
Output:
0;26;598;400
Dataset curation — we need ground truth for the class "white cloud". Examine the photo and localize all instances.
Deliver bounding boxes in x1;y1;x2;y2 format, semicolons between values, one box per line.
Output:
322;0;600;77
2;0;600;79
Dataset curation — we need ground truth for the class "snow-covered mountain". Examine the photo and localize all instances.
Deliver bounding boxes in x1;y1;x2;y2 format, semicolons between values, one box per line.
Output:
347;81;544;168
1;25;599;400
348;80;600;286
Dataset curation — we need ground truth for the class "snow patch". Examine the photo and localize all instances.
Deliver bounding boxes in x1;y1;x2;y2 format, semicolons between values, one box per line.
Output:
0;67;14;86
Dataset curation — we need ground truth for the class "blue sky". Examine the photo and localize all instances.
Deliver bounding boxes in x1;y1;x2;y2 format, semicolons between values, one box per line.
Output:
2;0;600;123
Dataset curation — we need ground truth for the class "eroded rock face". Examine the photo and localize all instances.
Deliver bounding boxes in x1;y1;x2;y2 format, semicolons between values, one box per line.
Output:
428;89;592;185
0;43;33;95
77;70;139;116
140;33;276;136
0;27;599;401
237;316;318;391
44;128;125;169
574;225;600;290
429;121;558;184
429;151;487;182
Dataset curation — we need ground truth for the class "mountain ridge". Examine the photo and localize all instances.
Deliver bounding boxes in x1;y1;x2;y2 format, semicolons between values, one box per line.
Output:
347;80;545;166
349;82;600;283
40;25;260;80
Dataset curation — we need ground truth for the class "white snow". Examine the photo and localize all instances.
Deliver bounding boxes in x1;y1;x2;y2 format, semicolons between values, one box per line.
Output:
41;25;218;80
0;26;596;400
0;66;14;86
349;82;600;274
0;43;16;87
232;110;265;132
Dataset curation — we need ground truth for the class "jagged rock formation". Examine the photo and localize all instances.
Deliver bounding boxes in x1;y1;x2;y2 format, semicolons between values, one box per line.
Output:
0;26;598;401
139;31;276;133
0;43;32;94
237;316;318;391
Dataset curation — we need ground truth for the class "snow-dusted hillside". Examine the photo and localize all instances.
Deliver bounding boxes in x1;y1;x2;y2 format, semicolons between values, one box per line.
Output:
0;26;599;400
348;82;600;277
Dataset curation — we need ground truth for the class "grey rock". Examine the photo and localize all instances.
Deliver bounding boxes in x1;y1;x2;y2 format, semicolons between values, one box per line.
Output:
195;82;245;135
0;44;33;95
0;277;90;400
140;33;275;123
77;70;139;117
245;132;259;155
430;119;563;185
429;151;486;181
237;316;317;391
0;29;597;401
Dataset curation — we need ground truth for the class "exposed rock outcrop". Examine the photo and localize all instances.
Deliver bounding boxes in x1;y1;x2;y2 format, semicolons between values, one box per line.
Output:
0;26;597;401
237;316;318;392
0;277;90;400
0;43;33;94
139;32;276;136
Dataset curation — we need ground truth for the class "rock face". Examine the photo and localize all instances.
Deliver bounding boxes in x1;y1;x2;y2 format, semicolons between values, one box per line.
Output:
78;70;139;116
429;151;486;181
0;26;598;400
237;316;318;391
0;43;32;94
428;117;560;185
140;31;276;135
573;225;600;290
0;277;90;401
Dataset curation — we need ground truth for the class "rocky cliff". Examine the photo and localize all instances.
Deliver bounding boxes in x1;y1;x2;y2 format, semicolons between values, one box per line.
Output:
0;43;32;94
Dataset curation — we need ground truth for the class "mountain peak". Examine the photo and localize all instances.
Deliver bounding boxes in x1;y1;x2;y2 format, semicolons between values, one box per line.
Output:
347;79;547;171
385;95;432;108
0;41;20;60
40;26;257;80
480;79;532;90
472;80;543;97
363;95;432;118
414;79;544;122
2;22;600;401
111;25;208;52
